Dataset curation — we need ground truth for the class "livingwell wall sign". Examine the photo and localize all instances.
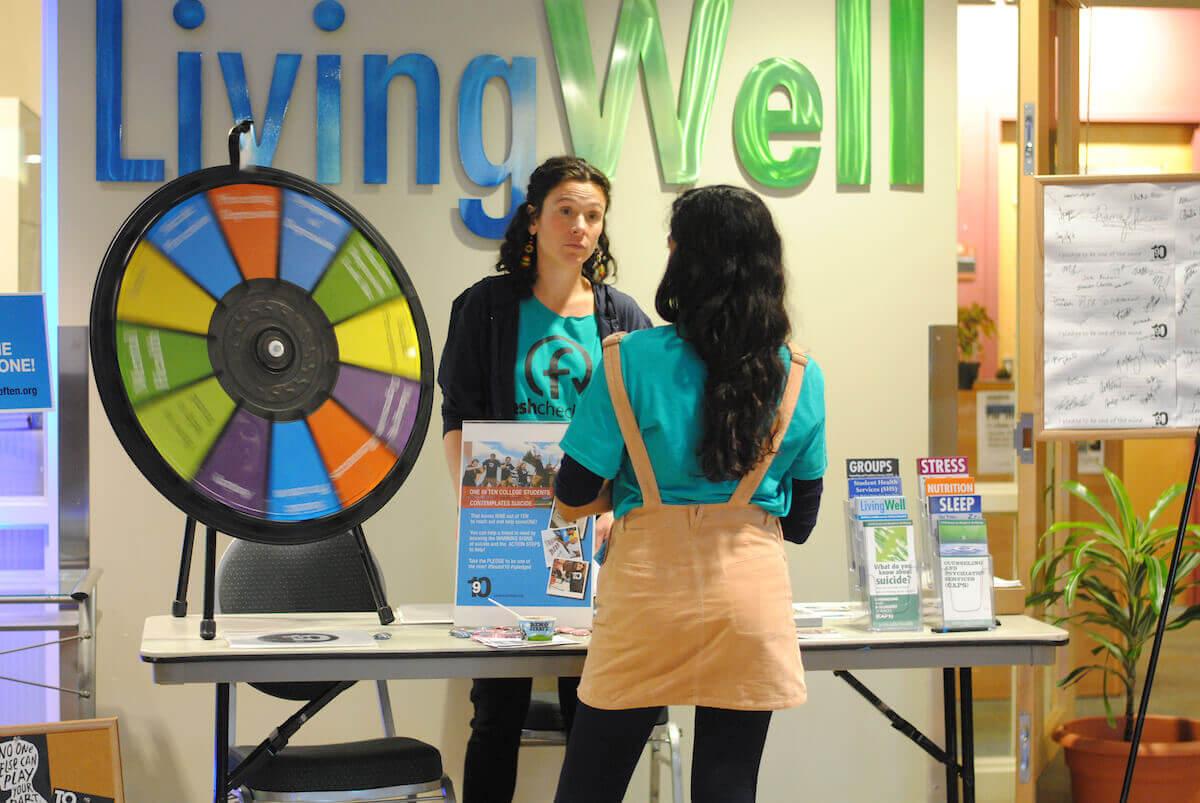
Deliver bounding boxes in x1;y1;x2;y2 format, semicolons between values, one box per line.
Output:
96;0;926;238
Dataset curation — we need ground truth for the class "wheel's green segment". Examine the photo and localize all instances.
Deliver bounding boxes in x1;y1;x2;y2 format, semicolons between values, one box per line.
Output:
133;376;237;481
116;323;214;406
312;231;403;324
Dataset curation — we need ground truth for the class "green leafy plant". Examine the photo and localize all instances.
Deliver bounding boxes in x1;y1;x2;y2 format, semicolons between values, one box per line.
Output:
957;303;996;361
1027;470;1200;741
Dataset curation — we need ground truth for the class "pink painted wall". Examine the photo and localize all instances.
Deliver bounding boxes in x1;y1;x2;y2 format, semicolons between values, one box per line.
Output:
957;6;1018;381
957;5;1200;381
1079;9;1200;124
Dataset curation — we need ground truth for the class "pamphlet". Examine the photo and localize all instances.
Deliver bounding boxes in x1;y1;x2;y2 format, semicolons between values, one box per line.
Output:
864;524;921;631
916;456;996;631
936;555;995;630
843;458;917;630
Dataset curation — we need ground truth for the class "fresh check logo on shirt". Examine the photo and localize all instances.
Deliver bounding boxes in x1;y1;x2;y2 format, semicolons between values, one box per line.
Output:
525;336;592;398
514;297;601;421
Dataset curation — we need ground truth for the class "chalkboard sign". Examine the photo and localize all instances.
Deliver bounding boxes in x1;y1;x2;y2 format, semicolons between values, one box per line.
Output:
1036;173;1200;439
0;718;124;803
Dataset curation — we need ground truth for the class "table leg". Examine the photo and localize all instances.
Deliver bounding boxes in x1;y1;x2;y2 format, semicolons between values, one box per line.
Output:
943;668;959;803
215;683;230;803
959;668;975;803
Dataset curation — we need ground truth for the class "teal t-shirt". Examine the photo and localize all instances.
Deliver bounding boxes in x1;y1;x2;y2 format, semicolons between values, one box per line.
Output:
560;326;827;518
513;295;602;421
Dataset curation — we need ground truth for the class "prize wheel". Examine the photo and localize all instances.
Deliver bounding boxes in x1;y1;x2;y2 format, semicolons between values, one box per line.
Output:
90;164;433;544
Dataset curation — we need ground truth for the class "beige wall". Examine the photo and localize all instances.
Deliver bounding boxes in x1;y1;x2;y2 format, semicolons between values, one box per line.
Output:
0;0;42;293
0;0;42;116
57;1;958;800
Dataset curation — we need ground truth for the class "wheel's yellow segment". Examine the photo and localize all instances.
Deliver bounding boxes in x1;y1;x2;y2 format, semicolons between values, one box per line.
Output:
117;242;216;334
333;297;421;380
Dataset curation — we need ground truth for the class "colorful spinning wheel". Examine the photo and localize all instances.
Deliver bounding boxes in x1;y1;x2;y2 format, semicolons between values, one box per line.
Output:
90;164;433;544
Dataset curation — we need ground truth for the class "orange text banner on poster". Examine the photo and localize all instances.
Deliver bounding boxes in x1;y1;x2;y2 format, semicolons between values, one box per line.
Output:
208;184;281;280
0;718;125;802
1035;172;1200;440
307;398;398;508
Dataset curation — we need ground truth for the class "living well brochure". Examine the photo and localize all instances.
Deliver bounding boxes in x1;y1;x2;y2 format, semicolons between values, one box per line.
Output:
863;523;921;631
843;458;921;632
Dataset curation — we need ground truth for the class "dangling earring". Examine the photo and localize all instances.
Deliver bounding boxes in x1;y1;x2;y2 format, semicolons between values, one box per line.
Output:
592;250;606;280
520;235;535;269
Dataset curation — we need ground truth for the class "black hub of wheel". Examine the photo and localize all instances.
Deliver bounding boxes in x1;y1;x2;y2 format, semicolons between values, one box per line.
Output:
208;279;340;421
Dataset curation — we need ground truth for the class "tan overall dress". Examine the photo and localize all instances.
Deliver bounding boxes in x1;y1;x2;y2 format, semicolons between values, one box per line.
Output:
577;334;808;712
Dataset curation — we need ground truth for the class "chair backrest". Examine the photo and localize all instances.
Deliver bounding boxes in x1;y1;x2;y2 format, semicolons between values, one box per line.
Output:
216;531;384;701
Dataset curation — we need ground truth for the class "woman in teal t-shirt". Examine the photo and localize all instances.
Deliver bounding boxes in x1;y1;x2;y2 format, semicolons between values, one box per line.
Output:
437;156;651;803
552;186;826;803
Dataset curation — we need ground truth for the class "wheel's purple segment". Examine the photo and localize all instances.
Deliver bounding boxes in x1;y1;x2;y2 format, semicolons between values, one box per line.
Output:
193;408;271;516
331;364;422;455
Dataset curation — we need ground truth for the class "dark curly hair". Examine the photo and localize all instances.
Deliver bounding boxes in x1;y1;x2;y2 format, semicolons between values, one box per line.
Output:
495;156;616;293
655;185;792;482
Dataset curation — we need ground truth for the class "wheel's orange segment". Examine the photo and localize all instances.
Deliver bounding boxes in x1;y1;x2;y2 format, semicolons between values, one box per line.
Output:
208;184;281;280
333;297;421;379
117;242;216;334
306;398;397;508
133;376;237;481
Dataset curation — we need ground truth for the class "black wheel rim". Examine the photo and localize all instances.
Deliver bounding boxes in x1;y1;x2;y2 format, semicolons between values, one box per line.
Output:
89;165;433;544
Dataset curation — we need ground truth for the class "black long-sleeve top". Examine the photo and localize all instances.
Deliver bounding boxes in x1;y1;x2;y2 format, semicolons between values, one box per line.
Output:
554;455;823;544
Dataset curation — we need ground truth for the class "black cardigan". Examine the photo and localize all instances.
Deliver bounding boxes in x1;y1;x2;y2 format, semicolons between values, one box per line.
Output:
438;274;652;434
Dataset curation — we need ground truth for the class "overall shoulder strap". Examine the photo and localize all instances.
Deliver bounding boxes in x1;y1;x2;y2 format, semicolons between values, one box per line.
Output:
602;334;661;508
730;345;809;506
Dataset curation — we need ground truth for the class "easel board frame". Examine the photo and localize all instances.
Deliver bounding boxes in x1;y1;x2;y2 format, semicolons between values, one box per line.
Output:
1034;172;1200;441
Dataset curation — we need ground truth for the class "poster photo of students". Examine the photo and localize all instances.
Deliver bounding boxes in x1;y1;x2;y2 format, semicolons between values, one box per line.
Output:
454;422;595;627
541;525;584;566
458;438;566;506
547;558;590;600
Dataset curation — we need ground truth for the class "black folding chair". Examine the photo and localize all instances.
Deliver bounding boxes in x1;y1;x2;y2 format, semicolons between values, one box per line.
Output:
216;533;456;802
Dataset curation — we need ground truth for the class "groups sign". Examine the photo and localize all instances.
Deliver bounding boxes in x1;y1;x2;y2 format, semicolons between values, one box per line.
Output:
97;0;926;238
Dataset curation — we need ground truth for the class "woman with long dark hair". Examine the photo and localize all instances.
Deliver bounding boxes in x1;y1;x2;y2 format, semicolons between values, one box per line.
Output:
438;155;651;803
551;185;826;803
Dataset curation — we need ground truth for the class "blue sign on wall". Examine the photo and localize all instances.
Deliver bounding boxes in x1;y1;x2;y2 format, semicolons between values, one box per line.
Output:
0;295;53;412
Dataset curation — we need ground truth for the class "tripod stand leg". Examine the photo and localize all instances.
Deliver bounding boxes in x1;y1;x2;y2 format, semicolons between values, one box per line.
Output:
352;524;394;625
172;516;197;617
201;525;218;640
1120;427;1200;803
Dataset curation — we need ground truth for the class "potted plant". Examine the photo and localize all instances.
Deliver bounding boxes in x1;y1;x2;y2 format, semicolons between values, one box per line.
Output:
1028;470;1200;802
956;303;995;390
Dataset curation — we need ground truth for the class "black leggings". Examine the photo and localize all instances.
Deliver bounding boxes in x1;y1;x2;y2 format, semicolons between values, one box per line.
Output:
554;702;773;803
463;676;579;803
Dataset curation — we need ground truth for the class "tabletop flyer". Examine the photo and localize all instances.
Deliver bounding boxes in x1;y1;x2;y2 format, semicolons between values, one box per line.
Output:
453;421;595;628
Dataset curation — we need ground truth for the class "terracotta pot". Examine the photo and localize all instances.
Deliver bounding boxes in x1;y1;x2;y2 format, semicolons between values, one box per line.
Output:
1053;716;1200;802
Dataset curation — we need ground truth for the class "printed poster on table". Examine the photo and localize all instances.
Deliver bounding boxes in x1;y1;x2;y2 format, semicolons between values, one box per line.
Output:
454;421;595;628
